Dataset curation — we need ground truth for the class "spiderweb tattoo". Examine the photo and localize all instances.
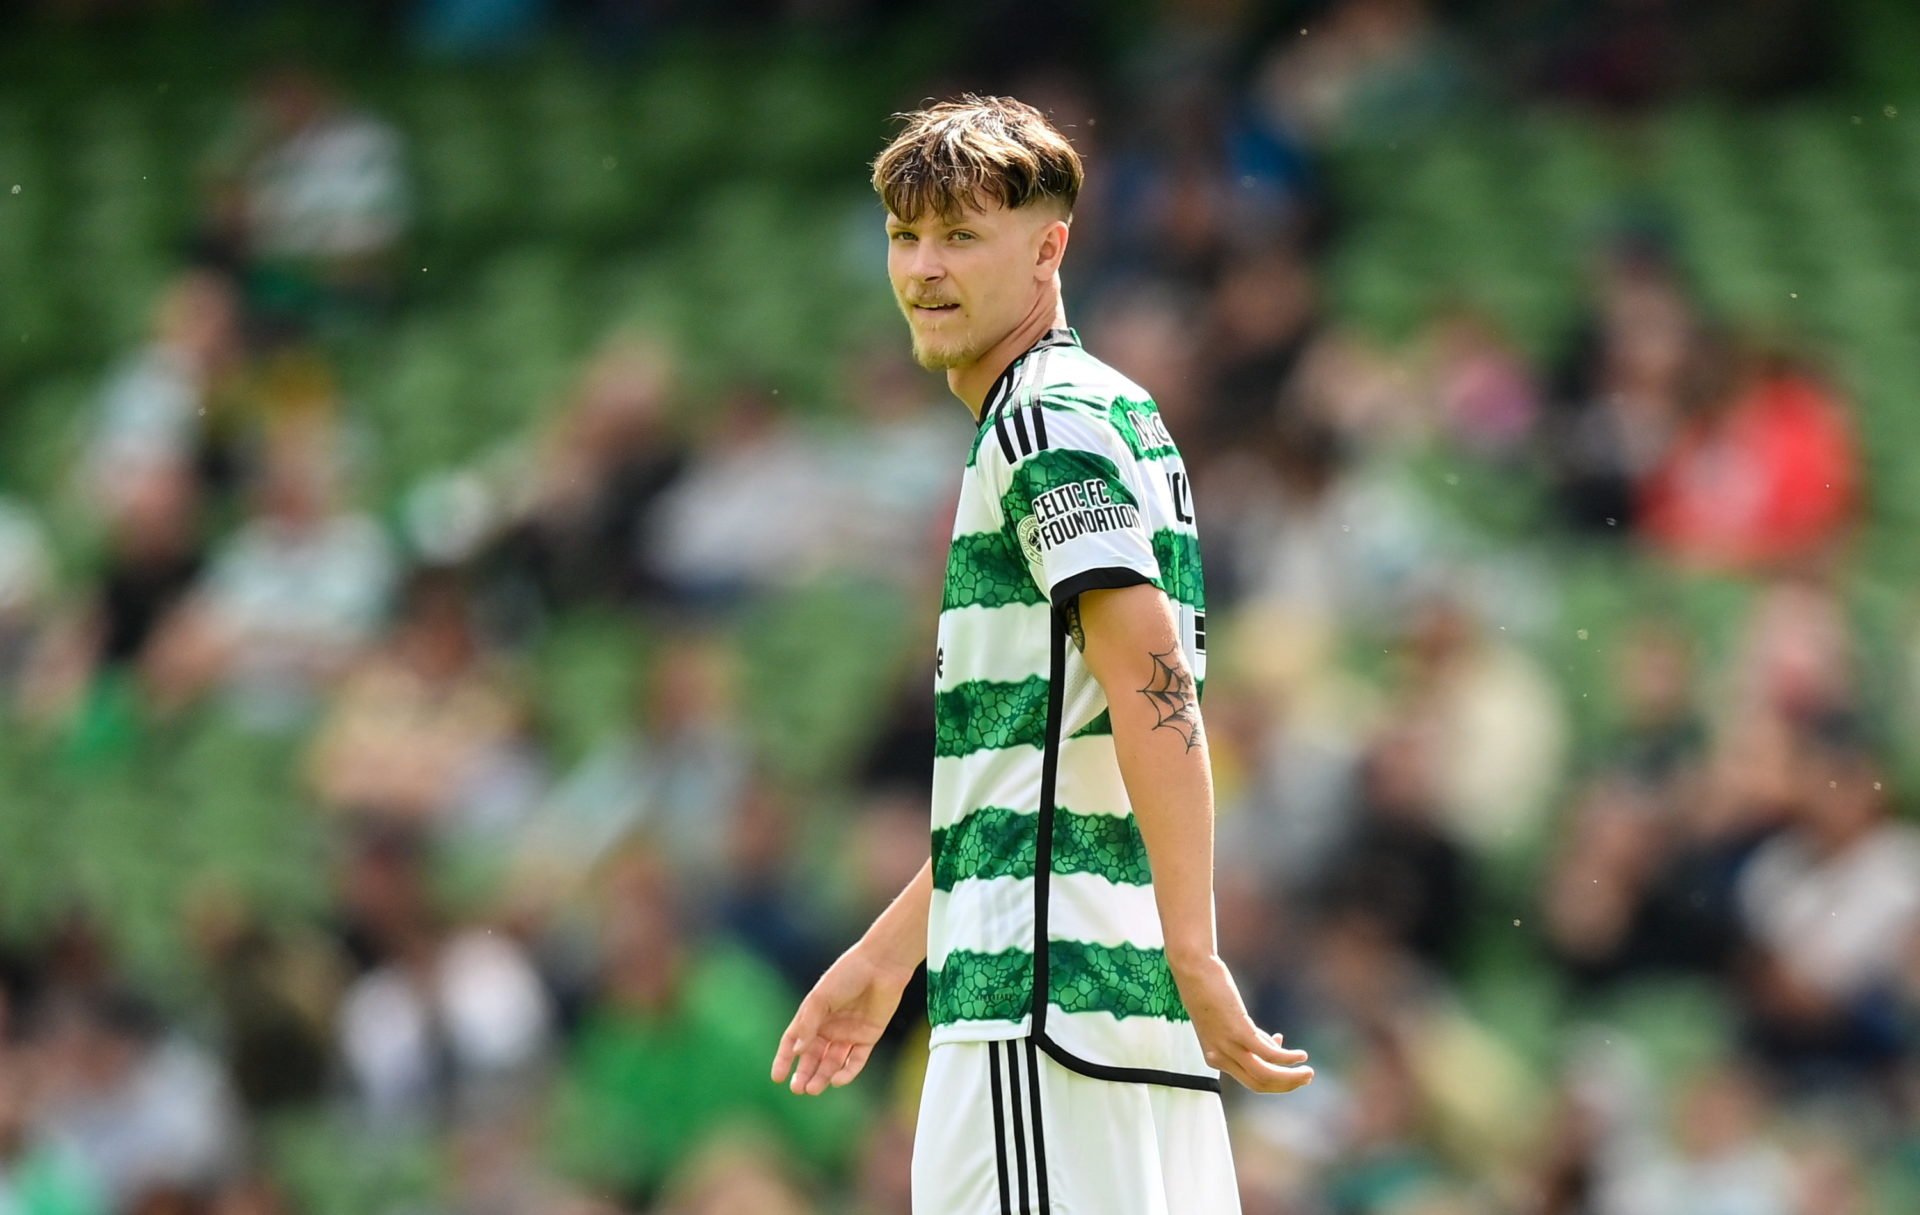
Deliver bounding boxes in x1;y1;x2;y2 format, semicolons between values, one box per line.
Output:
1138;648;1202;751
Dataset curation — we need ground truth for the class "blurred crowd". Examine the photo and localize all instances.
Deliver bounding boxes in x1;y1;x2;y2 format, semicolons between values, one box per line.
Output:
0;1;1913;1214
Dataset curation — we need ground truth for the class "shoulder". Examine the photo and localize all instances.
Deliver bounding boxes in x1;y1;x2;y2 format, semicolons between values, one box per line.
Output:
1022;346;1153;416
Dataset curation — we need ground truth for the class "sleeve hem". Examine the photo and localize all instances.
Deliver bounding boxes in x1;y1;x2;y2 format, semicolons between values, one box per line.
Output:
1050;566;1154;611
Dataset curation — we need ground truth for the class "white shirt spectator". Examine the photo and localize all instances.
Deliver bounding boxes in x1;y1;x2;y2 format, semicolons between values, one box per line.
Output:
247;109;409;262
1740;821;1920;998
201;512;395;724
338;930;553;1127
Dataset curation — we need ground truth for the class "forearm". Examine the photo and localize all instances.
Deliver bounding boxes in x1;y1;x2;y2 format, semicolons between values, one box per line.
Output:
1077;585;1218;972
856;858;933;976
1108;668;1219;972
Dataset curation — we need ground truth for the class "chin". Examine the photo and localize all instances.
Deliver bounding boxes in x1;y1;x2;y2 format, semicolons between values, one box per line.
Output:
911;338;974;372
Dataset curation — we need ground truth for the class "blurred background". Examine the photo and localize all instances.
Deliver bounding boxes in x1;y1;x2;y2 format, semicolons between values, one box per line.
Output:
2;0;1920;1211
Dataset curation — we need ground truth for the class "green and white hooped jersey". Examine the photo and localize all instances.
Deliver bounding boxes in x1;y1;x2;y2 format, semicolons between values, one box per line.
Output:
928;327;1216;1092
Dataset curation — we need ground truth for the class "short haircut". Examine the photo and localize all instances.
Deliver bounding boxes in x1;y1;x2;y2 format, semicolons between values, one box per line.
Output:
872;94;1083;223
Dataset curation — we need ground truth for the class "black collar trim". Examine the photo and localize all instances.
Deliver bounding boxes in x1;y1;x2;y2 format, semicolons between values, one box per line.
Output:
981;327;1080;428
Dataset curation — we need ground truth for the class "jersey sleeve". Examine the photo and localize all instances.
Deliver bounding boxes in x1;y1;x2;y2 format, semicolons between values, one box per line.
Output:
981;398;1161;609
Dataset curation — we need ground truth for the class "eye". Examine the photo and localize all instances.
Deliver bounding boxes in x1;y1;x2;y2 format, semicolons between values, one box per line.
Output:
890;230;917;243
949;231;976;242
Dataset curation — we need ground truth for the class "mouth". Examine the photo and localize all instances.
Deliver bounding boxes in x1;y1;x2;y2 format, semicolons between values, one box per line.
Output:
911;303;960;316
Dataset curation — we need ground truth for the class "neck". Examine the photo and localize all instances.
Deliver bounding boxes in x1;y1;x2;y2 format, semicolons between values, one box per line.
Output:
951;287;1068;419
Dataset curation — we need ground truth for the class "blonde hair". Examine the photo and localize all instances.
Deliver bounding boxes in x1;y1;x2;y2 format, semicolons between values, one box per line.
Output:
871;93;1083;223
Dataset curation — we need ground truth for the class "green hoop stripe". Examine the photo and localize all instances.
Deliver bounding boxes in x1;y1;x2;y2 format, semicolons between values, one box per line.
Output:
931;805;1153;890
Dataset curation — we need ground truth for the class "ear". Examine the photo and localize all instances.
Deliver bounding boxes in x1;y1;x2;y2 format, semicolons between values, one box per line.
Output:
1034;216;1071;281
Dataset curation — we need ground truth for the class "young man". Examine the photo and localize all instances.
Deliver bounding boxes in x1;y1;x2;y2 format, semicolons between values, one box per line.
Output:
771;95;1313;1213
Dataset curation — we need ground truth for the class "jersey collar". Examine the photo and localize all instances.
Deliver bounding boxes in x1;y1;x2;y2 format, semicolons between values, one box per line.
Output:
981;327;1080;427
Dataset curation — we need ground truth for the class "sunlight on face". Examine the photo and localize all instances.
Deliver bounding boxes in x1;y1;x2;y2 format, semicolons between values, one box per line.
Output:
885;202;1053;372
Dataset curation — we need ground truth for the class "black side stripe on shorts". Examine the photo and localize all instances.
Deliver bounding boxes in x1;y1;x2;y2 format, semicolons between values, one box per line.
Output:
988;1044;1013;1215
1005;1041;1032;1213
1025;1038;1051;1212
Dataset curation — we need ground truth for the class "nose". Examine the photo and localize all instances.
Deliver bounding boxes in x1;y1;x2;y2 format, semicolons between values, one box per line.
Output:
905;241;945;283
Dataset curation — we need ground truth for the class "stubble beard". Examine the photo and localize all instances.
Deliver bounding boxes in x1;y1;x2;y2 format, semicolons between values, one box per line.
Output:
910;332;977;371
900;298;980;371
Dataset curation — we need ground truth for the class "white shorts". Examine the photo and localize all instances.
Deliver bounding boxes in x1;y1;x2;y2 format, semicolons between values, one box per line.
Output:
911;1038;1241;1214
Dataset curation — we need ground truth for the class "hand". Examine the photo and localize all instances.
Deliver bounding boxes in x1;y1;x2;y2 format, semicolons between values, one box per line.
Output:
771;946;914;1096
1172;953;1314;1094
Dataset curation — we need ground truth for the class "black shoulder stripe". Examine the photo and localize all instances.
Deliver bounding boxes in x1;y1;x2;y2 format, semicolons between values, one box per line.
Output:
1011;406;1033;458
1029;404;1049;452
995;412;1018;463
984;375;1013;422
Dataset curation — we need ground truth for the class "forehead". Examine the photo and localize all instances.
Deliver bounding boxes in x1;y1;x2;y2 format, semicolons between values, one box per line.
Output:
885;199;1013;229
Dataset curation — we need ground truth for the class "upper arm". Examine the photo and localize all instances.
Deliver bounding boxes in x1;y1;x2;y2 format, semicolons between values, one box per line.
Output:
980;399;1160;611
1074;581;1183;693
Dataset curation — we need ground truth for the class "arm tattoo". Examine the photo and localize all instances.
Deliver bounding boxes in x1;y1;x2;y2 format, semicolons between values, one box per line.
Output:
1063;600;1086;651
1138;648;1203;751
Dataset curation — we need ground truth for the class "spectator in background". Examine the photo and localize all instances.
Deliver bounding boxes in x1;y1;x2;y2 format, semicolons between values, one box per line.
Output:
822;343;970;585
1738;743;1920;1079
180;883;338;1119
91;459;206;679
1543;233;1698;535
327;823;553;1133
648;386;843;603
144;424;395;729
32;990;241;1210
1597;1062;1794;1215
18;456;212;742
1639;339;1858;572
335;910;555;1131
1421;303;1541;459
491;335;689;614
1199;240;1322;453
1253;0;1474;144
306;567;525;831
1606;619;1708;794
654;1135;818;1215
547;847;864;1204
0;495;54;705
516;630;748;891
1392;589;1567;854
1098;77;1319;296
203;66;410;327
1325;718;1474;969
710;782;833;998
81;272;244;505
0;1061;105;1215
1209;616;1365;895
1723;577;1862;741
1541;776;1711;988
1210;414;1434;620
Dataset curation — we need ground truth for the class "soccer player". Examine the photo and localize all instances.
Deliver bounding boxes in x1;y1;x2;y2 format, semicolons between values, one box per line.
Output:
771;95;1314;1213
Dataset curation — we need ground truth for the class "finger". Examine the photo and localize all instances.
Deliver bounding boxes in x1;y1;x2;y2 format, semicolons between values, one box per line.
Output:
1203;1046;1257;1093
772;1003;824;1082
1248;1031;1310;1068
1235;1054;1316;1095
788;1035;833;1095
807;1040;857;1096
772;1033;800;1083
830;1042;874;1087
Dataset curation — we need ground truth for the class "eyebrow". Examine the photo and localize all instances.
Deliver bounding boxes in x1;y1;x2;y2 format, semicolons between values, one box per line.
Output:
887;214;985;232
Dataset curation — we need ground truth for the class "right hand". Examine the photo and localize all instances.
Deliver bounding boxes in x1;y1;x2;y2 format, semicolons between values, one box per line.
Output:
771;946;914;1096
1173;952;1315;1094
